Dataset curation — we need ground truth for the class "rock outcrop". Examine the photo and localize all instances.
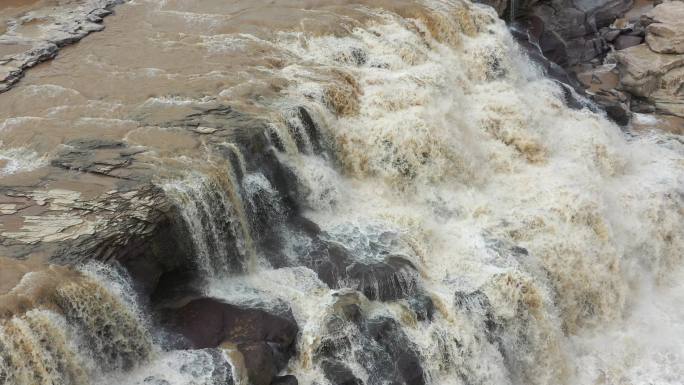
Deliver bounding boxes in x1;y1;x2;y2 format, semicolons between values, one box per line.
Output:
614;1;684;118
512;0;684;127
0;0;123;93
529;0;634;66
643;1;684;54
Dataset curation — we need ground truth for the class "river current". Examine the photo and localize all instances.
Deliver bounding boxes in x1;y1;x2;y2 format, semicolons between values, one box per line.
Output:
0;1;682;385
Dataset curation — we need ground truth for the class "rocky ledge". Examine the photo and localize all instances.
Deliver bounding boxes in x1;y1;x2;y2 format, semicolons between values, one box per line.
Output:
480;0;683;131
0;0;123;93
615;1;684;118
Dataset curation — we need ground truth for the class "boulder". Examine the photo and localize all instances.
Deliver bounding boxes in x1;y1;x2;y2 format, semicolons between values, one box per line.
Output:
295;226;424;302
615;43;684;117
239;342;280;385
310;242;420;302
346;256;420;302
161;298;299;385
644;1;684;54
594;90;632;125
162;297;298;349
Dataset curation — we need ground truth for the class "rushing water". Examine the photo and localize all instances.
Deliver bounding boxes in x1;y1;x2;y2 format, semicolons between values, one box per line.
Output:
0;0;683;385
0;263;154;385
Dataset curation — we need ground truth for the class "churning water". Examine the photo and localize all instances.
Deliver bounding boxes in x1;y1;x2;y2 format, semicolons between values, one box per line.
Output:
0;0;682;385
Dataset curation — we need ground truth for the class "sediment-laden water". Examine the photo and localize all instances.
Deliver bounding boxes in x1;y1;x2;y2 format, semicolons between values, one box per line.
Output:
0;1;682;385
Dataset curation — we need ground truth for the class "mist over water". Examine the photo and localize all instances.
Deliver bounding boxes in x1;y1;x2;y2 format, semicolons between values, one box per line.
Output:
0;0;682;385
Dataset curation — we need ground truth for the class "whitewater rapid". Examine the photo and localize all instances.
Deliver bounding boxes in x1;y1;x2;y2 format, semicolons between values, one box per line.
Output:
0;0;682;385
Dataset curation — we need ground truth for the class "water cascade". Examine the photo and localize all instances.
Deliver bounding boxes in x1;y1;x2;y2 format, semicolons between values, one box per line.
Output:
0;264;153;385
0;1;682;385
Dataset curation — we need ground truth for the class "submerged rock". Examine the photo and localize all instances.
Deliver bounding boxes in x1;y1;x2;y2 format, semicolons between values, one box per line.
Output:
315;292;426;385
321;359;363;385
304;237;421;302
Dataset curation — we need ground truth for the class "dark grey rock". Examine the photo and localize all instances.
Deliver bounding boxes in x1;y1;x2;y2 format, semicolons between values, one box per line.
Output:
408;293;435;322
614;34;643;50
602;29;622;42
160;297;299;385
593;89;632;125
271;375;299;385
526;0;634;66
321;360;363;385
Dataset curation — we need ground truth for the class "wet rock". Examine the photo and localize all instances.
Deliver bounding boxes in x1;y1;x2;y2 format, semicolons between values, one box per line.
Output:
316;294;425;385
308;241;420;302
50;139;146;179
149;268;205;308
593;89;631;125
365;317;425;385
347;256;419;301
162;297;298;349
285;107;324;154
0;182;188;294
197;348;236;385
321;360;363;385
454;289;499;340
631;97;656;114
614;34;643;50
161;298;299;385
644;1;684;54
271;375;299;385
539;30;570;67
0;0;123;93
510;21;586;100
575;64;632;125
408;293;435;322
557;81;587;110
239;342;280;385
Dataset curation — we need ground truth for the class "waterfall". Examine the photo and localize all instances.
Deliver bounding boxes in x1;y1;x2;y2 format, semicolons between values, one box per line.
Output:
1;1;682;385
0;263;153;385
509;0;517;22
162;161;256;276
148;1;683;383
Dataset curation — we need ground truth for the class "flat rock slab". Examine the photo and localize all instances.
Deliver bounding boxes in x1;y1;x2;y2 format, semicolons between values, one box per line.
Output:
0;0;123;93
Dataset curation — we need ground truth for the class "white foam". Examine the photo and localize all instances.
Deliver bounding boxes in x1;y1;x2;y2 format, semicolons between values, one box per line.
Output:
0;147;46;175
